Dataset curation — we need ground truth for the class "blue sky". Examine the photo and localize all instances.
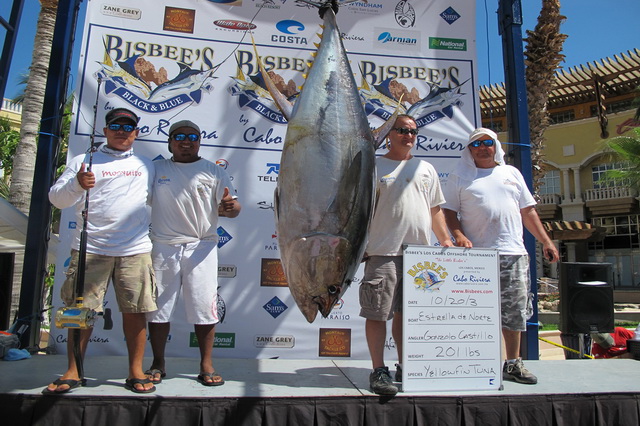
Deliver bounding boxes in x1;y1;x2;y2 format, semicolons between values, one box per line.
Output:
1;0;639;100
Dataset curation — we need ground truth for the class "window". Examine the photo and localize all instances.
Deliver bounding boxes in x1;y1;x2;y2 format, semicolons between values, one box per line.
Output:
550;110;575;124
589;215;640;250
539;170;561;195
591;163;629;188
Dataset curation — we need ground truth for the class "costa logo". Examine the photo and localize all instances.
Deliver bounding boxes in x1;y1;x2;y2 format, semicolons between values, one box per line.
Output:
213;20;257;31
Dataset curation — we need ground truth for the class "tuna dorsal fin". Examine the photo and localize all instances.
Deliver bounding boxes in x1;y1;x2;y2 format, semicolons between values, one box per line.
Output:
251;35;294;120
372;95;404;149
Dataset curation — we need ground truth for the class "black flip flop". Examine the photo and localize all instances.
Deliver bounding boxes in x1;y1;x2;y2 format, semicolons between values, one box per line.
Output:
145;368;166;384
197;372;225;387
124;377;156;393
42;378;86;395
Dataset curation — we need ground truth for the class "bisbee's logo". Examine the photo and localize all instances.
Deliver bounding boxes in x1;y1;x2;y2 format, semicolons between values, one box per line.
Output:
94;35;215;114
360;77;468;129
408;261;448;292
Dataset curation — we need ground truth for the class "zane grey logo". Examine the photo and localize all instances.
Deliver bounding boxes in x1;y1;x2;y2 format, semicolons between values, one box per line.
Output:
395;1;416;28
440;7;461;25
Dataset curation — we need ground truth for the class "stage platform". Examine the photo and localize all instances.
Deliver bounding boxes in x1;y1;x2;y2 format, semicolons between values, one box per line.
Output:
2;355;640;425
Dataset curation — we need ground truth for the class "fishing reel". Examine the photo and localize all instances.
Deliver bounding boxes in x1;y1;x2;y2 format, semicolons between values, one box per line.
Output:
54;298;113;330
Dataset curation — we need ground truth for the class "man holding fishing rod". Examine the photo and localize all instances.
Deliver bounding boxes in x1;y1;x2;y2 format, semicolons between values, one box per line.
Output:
44;108;156;394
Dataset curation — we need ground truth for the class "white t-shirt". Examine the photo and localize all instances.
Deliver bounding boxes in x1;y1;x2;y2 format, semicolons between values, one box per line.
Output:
49;146;153;256
442;165;536;255
151;158;236;244
366;156;445;256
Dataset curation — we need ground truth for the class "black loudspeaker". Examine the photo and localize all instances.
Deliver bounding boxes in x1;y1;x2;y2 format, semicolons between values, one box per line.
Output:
559;262;614;334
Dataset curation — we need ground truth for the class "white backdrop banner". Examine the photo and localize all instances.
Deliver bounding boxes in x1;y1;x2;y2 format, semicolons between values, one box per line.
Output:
51;0;481;360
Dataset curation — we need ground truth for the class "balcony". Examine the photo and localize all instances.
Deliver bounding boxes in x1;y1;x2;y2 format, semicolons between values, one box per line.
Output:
585;186;639;216
536;193;562;220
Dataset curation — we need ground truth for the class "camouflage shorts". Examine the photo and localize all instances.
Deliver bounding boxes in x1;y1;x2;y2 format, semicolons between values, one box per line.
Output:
499;254;531;332
61;250;157;314
359;256;403;321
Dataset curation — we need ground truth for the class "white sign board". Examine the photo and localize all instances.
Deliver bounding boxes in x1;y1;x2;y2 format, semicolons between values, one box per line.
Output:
402;245;502;391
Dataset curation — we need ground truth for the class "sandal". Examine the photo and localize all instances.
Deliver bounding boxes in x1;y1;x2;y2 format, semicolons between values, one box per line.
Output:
42;378;86;395
124;377;156;393
145;368;166;384
197;371;225;387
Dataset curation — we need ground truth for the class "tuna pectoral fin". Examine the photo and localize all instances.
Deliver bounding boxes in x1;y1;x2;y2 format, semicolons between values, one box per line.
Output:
321;152;362;230
252;36;293;120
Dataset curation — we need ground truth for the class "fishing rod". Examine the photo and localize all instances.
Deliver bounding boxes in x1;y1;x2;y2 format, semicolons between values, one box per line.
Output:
54;78;111;381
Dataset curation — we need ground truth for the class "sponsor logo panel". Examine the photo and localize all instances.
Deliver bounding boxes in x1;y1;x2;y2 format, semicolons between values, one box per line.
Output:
217;226;233;248
263;296;288;318
394;1;416;28
261;258;287;287
208;0;243;5
254;334;295;348
101;4;141;20
319;328;351;357
429;37;467;51
374;28;421;52
218;264;237;278
163;7;196;34
189;332;236;348
213;19;256;31
440;6;461;25
346;1;384;15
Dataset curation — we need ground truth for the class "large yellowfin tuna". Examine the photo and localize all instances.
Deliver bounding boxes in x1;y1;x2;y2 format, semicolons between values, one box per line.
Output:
258;1;397;322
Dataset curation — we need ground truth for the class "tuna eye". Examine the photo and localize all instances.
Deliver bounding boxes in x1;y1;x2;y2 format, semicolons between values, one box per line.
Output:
328;285;340;295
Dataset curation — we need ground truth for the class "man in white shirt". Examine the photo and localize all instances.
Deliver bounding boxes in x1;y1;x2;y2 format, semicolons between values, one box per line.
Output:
443;127;559;384
359;114;453;395
146;120;240;387
46;108;156;394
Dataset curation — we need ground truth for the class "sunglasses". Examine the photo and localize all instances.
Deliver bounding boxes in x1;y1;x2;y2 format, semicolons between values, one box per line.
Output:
107;123;136;132
172;133;200;142
393;127;419;136
469;139;495;147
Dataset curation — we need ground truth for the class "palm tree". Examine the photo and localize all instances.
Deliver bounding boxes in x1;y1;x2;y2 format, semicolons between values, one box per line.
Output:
603;127;640;188
523;0;567;196
8;0;59;214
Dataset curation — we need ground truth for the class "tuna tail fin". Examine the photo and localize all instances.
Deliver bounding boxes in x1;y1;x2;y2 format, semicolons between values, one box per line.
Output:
251;35;294;120
371;95;404;149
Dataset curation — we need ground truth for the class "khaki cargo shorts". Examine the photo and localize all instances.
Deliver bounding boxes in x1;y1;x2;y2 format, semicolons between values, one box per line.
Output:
61;250;157;313
359;256;403;321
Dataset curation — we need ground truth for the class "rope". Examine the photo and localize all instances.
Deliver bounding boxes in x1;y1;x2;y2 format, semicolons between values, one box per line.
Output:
538;336;594;359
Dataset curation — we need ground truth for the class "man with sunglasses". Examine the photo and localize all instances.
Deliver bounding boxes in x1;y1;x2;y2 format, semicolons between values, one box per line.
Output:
442;127;559;385
46;107;157;394
146;120;240;387
359;114;453;395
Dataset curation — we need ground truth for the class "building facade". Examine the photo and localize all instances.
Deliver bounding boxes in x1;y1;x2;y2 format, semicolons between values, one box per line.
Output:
479;49;640;301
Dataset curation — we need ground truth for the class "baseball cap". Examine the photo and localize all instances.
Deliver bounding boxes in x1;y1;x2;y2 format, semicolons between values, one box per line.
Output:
105;108;139;125
591;332;615;349
169;120;201;136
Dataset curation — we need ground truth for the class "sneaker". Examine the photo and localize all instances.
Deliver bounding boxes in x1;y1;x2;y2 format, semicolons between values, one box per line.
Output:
369;366;398;395
394;363;402;382
503;358;538;384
